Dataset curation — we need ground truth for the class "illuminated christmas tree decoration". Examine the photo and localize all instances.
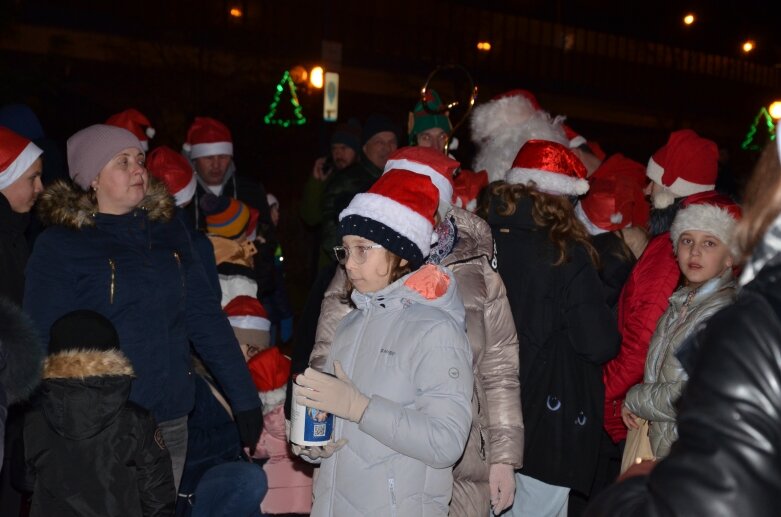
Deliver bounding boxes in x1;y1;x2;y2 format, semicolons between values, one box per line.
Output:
264;70;307;128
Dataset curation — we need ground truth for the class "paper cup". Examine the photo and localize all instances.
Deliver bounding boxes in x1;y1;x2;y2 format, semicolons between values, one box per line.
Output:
290;374;334;447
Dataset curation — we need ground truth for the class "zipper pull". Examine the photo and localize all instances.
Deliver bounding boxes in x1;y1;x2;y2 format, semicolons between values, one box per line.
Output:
108;258;116;304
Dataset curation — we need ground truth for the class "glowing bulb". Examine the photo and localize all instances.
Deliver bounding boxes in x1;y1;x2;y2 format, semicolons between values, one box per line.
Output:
683;14;695;25
742;41;755;53
477;41;492;52
769;101;781;121
229;7;242;18
309;66;324;89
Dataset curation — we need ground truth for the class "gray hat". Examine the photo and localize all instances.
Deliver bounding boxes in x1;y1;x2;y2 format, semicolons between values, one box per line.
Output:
67;124;142;190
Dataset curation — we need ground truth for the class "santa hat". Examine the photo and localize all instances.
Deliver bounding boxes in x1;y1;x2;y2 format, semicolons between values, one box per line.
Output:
383;146;459;204
576;154;650;234
505;139;589;196
470;89;544;144
339;169;439;268
670;192;741;256
146;146;196;207
562;123;587;149
0;127;43;190
183;117;233;159
266;193;279;208
105;109;155;151
453;169;489;212
247;347;291;413
219;271;257;308
224;295;270;332
646;129;718;209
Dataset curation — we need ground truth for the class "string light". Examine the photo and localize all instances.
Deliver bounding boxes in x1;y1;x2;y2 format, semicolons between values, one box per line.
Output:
263;70;307;128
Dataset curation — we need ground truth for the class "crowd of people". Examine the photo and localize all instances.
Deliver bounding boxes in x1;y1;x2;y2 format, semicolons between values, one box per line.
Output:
0;83;780;517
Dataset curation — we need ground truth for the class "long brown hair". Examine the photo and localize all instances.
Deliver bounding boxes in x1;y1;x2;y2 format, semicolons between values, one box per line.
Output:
491;181;599;266
340;250;412;305
734;142;781;261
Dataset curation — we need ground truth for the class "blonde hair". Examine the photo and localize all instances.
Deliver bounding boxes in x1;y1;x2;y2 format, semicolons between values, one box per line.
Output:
340;250;412;305
734;142;781;261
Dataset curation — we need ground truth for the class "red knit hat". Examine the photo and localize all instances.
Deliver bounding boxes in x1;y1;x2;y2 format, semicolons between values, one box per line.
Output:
646;129;718;209
453;169;489;212
383;146;460;204
339;169;439;268
0;127;43;190
671;191;741;256
105;109;155;151
577;154;650;233
146;146;196;207
183;117;233;159
505;139;589;196
224;295;270;331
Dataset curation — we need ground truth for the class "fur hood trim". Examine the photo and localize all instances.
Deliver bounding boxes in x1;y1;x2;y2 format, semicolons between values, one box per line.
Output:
37;176;175;229
0;298;45;404
43;349;135;379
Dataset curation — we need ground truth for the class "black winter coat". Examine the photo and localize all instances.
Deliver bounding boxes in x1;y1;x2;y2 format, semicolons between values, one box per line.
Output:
0;194;30;305
586;254;781;516
592;232;635;312
488;196;620;494
24;349;175;517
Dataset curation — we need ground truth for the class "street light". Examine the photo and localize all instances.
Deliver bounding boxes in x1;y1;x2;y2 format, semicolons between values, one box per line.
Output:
309;66;324;89
742;40;755;53
769;101;781;121
683;13;695;26
477;41;492;52
229;7;243;18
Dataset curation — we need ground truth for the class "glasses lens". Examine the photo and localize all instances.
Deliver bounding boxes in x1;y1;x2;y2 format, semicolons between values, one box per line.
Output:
333;246;347;264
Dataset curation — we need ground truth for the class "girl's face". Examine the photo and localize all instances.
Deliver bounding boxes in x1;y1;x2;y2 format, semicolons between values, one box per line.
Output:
92;147;148;215
342;235;397;294
676;230;733;288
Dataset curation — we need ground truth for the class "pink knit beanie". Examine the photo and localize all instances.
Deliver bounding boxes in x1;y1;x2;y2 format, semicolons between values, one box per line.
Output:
67;124;142;191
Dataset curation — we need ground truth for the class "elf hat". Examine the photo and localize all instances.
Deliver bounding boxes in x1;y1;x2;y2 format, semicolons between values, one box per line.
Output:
505;139;589;196
0;127;43;190
339;169;439;268
647;129;718;209
453;169;489;212
183;117;233;159
146;146;196;207
408;89;452;145
201;194;254;239
383;146;459;204
247;347;291;412
105;109;155;151
670;191;741;256
577;154;650;234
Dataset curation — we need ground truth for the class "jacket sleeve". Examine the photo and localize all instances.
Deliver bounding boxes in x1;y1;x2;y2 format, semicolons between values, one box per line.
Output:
309;267;351;372
624;381;684;423
478;259;524;468
135;412;176;517
181;223;260;414
603;237;679;403
585;294;781;517
564;256;621;364
23;231;78;342
359;321;474;469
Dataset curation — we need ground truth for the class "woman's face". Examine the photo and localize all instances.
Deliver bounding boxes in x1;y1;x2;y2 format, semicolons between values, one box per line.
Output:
676;230;733;288
1;157;43;213
342;235;396;294
92;147;148;215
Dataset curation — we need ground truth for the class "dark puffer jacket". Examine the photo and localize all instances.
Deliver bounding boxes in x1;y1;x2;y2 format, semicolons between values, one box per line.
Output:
24;349;175;517
488;195;620;494
586;255;781;517
24;180;260;423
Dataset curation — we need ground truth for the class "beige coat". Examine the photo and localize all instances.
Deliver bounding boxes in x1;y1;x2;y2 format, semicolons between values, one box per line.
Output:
310;207;524;515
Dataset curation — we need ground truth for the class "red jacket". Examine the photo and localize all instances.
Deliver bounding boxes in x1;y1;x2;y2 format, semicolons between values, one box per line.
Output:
602;233;680;443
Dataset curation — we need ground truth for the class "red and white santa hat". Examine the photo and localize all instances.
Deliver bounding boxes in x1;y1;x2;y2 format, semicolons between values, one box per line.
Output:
146;146;197;207
0;127;43;190
670;191;742;256
453;168;489;212
223;295;270;331
247;346;291;412
505;139;589;196
576;154;650;234
339;169;439;268
182;117;233;159
470;88;544;145
646;129;718;209
383;146;459;204
105;109;155;152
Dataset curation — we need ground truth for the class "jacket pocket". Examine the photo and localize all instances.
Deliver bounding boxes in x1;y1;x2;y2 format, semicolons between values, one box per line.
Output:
108;258;116;304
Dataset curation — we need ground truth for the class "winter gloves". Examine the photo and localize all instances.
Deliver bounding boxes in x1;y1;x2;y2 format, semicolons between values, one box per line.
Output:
294;361;369;423
489;463;516;514
292;438;348;461
234;406;264;454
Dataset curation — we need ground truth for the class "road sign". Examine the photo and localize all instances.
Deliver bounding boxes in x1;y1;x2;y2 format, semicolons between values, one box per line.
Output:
323;72;339;122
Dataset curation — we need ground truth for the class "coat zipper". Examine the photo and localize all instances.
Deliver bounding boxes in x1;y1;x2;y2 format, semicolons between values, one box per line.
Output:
108;258;116;304
388;478;397;517
173;251;185;290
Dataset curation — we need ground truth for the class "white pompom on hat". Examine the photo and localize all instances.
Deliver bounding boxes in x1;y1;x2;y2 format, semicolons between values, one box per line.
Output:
105;108;155;152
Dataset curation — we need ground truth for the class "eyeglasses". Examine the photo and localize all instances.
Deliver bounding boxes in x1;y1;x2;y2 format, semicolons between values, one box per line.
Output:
333;244;384;265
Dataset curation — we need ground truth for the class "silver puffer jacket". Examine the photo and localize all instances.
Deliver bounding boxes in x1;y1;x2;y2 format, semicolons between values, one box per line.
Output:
310;207;523;515
625;269;736;458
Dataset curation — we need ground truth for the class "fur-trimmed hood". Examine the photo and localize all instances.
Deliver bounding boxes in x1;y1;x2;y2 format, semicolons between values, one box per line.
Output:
36;176;175;229
41;349;135;440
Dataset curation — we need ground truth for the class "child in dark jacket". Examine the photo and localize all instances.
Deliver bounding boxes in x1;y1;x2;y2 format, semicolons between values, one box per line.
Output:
24;310;175;517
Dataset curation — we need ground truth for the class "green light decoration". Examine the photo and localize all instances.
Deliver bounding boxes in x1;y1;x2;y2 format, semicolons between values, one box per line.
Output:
264;70;307;127
741;107;776;151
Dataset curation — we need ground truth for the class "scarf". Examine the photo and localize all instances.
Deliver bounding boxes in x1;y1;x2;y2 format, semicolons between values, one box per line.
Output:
427;215;458;265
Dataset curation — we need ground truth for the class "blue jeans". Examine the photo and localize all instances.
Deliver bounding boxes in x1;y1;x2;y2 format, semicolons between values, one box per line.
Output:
192;462;267;517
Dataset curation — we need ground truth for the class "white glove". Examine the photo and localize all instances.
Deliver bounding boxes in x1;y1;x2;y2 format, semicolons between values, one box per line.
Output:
489;463;516;514
291;438;348;460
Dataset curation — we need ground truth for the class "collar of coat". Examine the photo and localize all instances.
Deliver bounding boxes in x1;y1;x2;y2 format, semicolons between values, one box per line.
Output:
36;177;175;229
43;349;135;379
440;205;495;266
